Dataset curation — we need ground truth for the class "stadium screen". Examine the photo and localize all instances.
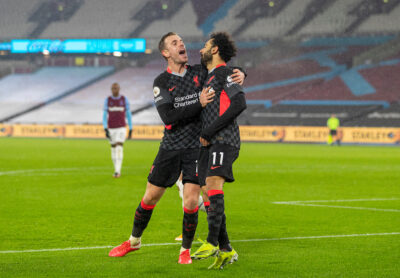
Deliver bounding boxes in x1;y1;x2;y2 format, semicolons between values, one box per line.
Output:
10;38;146;53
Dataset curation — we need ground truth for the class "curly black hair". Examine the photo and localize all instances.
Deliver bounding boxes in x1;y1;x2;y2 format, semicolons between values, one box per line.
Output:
210;32;237;63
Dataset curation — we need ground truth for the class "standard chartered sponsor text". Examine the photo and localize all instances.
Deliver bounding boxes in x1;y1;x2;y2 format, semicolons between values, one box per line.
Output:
174;92;198;108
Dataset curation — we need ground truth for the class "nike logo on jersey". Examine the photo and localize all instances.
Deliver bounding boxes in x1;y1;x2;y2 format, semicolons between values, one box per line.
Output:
169;86;176;92
210;166;221;170
207;75;215;85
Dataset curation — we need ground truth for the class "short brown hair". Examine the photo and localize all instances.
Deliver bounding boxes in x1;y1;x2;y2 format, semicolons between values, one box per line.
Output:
158;32;177;53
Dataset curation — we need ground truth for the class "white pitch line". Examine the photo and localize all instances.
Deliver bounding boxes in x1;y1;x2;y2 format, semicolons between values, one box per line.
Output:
0;232;399;254
273;198;399;204
281;203;400;212
0;167;109;176
0;166;140;177
231;232;400;242
272;198;400;212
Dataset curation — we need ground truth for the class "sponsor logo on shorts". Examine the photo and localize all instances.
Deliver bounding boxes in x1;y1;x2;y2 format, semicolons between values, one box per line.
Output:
210;166;221;170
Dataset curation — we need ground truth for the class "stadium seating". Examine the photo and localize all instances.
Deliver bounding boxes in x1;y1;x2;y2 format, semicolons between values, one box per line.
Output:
350;103;400;127
138;0;203;39
233;0;292;37
238;103;384;126
345;0;400;34
0;0;42;38
41;0;142;38
235;34;400;127
237;0;312;39
191;0;225;29
29;0;83;38
130;0;186;37
2;0;400;40
296;0;361;36
0;66;114;122
287;0;337;36
357;1;400;33
9;67;161;124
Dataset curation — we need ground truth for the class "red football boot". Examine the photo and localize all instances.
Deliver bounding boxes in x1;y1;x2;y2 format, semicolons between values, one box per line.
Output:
109;240;140;257
178;249;192;264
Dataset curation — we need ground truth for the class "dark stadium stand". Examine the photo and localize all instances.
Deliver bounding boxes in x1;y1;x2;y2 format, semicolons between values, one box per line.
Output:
129;0;185;37
28;0;83;38
0;67;115;122
235;35;400;128
245;59;330;87
286;0;337;36
1;0;399;39
345;0;400;34
348;103;400;127
191;0;225;29
238;103;387;126
0;0;399;129
233;0;292;37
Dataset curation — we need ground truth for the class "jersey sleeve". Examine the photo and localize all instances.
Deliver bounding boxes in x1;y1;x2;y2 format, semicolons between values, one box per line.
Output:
200;68;246;141
222;69;244;98
153;76;173;108
231;66;247;78
102;98;108;129
201;92;247;141
153;75;202;126
125;97;133;130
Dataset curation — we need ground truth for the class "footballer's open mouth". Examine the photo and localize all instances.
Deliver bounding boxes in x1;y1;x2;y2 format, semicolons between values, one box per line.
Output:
179;49;186;56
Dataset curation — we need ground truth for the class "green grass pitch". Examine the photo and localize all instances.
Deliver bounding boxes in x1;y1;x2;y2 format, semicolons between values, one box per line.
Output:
0;138;399;277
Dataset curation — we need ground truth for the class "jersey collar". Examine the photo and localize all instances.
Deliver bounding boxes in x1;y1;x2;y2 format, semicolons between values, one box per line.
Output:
208;63;226;74
167;64;188;77
110;95;122;100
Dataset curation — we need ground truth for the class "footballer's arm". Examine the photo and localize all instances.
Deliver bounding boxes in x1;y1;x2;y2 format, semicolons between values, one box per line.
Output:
200;92;246;142
156;102;202;126
153;79;214;126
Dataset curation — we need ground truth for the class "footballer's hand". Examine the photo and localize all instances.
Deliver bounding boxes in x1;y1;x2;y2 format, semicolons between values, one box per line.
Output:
128;129;132;139
231;69;245;85
200;137;210;146
104;128;110;139
200;86;215;108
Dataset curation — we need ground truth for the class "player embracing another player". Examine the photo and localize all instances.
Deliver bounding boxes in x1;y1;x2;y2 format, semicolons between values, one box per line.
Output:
108;32;245;265
190;32;247;270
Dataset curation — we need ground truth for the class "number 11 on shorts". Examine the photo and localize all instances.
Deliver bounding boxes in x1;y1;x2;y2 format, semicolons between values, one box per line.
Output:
212;152;224;165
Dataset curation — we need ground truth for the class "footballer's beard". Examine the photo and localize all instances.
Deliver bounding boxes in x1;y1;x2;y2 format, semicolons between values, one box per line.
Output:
200;50;212;67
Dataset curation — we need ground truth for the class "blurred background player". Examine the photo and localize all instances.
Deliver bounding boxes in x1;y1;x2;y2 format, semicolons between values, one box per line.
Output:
191;32;247;270
103;82;133;178
327;114;340;146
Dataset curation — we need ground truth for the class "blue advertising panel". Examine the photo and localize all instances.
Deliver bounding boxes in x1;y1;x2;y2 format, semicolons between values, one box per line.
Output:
0;42;11;51
10;39;146;53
